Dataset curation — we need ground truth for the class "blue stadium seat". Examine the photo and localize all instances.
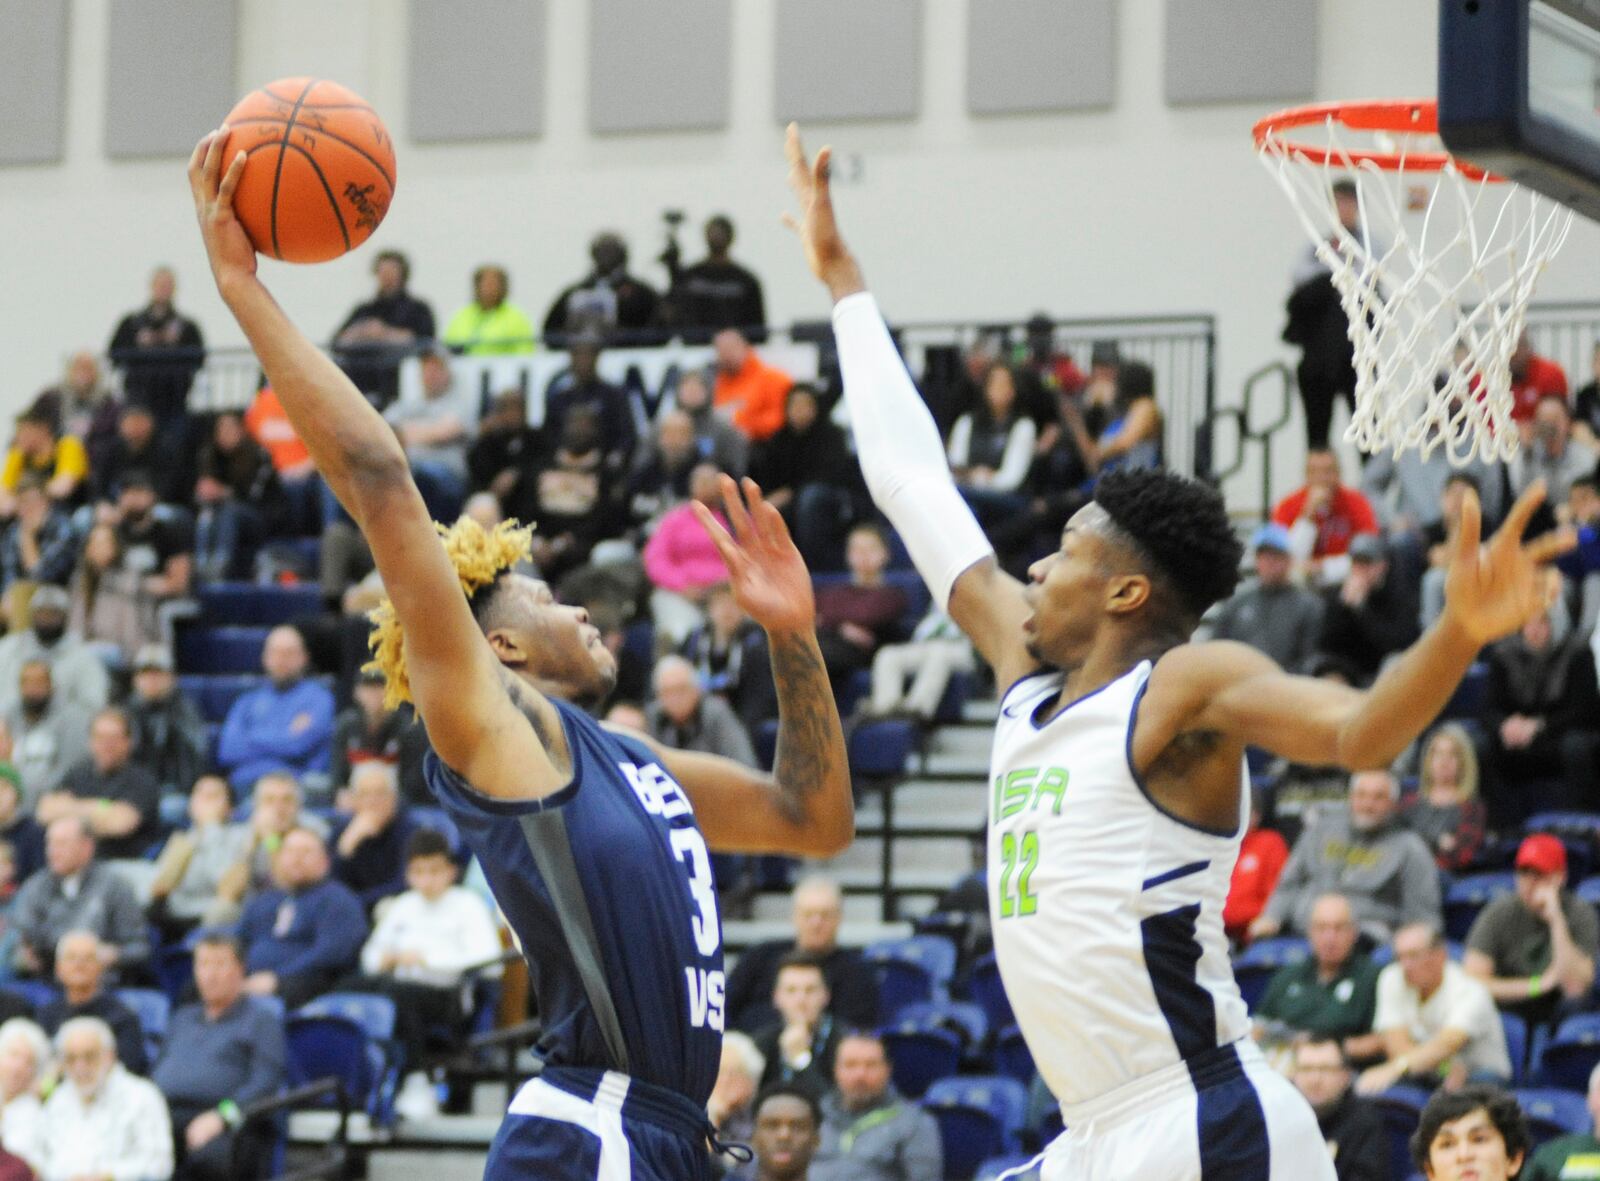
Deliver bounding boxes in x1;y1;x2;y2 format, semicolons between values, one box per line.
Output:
179;674;265;723
1372;1085;1431;1181
912;911;970;961
895;1000;987;1051
754;719;779;771
976;1155;1040;1181
154;947;193;1004
2;982;57;1011
933;670;977;725
1576;876;1600;908
115;988;170;1066
288;993;400;1125
863;936;957;1024
992;1024;1035;1085
923;1075;1028;1181
406;806;464;859
1515;1087;1591;1148
1442;662;1490;720
968;952;1015;1033
1231;936;1310;1011
197;582;323;627
880;1020;960;1100
1536;1014;1600;1091
840;669;873;717
1443;872;1516;942
175;626;273;675
1503;1011;1529;1085
849;719;919;779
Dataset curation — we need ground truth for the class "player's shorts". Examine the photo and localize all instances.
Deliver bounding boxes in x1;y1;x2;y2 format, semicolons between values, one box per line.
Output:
484;1066;721;1181
1022;1040;1336;1181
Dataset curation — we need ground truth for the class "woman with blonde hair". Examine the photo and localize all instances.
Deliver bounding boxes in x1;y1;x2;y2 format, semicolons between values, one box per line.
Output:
1402;722;1487;872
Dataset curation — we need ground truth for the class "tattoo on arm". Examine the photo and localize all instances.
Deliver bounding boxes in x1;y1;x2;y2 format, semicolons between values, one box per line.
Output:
769;632;847;826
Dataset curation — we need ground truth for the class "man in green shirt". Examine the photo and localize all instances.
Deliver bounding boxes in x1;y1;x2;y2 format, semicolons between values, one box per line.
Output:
1256;892;1386;1062
441;264;535;356
1525;1061;1600;1180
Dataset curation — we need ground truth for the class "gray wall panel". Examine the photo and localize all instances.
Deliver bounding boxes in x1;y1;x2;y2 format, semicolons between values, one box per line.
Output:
1165;0;1317;105
105;0;237;158
0;1;68;165
408;0;545;142
589;0;730;133
774;0;921;123
968;0;1115;115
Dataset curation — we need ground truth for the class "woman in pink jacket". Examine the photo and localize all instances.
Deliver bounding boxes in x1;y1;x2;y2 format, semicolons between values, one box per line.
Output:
643;462;730;642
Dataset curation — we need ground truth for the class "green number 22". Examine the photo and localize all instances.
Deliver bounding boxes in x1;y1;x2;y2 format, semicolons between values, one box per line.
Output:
998;830;1040;918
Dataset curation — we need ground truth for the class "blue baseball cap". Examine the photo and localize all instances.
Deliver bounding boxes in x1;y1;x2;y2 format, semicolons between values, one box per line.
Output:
1250;523;1292;553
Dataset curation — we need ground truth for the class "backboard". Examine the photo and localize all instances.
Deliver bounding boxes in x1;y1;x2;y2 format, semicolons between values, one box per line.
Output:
1439;0;1600;221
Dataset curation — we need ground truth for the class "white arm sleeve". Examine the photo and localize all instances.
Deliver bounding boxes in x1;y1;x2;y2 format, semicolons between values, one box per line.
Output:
832;293;995;608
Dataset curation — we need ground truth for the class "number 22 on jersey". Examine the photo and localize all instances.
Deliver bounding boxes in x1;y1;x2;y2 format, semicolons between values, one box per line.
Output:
998;830;1040;919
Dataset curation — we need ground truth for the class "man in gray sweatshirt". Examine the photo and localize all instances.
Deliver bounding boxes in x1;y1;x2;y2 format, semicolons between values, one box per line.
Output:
1206;524;1324;674
1251;770;1442;945
811;1032;941;1181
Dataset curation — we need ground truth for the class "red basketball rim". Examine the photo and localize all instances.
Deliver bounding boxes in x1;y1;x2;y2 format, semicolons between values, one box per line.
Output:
1253;98;1502;181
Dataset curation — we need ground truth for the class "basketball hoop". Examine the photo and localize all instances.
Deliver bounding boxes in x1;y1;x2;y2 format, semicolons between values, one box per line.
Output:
1254;99;1576;464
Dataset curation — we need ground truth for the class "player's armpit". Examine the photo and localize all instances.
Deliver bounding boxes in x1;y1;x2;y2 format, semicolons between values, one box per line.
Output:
947;556;1038;690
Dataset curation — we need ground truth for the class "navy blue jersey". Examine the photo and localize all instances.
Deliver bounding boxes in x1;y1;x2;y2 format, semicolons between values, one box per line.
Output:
426;697;724;1106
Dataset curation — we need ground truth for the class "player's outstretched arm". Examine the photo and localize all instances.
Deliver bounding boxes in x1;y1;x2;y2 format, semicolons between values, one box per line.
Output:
188;130;561;799
642;477;852;857
783;125;1036;688
1170;482;1573;769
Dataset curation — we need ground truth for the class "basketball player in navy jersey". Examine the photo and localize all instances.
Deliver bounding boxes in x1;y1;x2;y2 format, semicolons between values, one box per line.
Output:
189;131;854;1180
781;125;1571;1181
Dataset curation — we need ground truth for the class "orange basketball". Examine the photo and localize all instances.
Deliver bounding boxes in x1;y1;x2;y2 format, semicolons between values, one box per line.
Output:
221;78;397;264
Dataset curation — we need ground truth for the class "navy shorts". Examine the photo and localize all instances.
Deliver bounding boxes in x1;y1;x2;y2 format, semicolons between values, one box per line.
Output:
484;1068;717;1181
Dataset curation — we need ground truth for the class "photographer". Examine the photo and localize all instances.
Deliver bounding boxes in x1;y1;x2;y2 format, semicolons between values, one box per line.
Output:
664;213;767;343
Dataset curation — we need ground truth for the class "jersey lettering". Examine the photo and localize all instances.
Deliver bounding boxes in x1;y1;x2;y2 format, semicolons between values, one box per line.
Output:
621;760;693;820
993;766;1070;823
685;966;726;1031
670;826;722;956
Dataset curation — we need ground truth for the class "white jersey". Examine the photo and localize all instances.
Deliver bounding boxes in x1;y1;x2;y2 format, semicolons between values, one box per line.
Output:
988;660;1252;1108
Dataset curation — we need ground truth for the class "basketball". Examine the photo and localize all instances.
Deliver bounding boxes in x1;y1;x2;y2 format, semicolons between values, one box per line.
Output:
220;77;396;264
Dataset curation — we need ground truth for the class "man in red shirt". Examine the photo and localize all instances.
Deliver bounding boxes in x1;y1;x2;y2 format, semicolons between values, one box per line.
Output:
1271;448;1380;579
713;328;793;441
1509;329;1569;423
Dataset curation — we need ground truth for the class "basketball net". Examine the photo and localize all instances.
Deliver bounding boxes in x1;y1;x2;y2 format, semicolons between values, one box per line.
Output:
1255;101;1576;465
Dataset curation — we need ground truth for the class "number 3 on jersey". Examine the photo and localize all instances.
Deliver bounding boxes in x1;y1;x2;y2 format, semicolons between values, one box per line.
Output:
999;830;1040;919
670;825;726;1032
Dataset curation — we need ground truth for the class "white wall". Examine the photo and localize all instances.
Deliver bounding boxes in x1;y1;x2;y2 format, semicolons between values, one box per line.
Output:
3;0;1598;508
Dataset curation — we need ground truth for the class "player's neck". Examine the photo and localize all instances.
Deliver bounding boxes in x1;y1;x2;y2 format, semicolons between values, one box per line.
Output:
1054;632;1175;714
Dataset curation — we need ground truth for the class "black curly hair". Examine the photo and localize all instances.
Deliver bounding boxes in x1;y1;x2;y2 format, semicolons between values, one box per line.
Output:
1092;469;1244;623
1410;1085;1530;1175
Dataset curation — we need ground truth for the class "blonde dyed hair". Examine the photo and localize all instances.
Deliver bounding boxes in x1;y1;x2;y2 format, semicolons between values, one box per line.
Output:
365;516;533;708
1420;722;1480;802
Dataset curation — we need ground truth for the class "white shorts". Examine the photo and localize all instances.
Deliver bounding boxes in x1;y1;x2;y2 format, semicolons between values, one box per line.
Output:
1035;1041;1335;1181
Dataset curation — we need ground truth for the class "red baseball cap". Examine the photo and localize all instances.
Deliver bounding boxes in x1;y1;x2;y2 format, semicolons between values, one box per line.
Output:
1516;833;1567;875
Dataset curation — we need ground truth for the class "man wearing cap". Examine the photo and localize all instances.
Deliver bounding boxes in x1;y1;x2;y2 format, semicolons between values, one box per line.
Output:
1316;532;1421;685
126;646;208;795
113;471;193;603
0;586;109;719
1205;522;1325;673
1464;833;1599;1030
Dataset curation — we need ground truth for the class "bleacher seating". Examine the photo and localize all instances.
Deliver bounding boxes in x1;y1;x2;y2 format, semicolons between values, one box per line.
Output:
1372;1085;1431;1181
1503;1011;1530;1085
849;719;920;779
114;988;170;1066
287;992;401;1126
880;1018;961;1099
992;1024;1034;1085
976;1156;1039;1181
863;935;957;1024
175;625;274;674
923;1075;1028;1181
1515;1087;1592;1148
1537;1013;1600;1091
1231;936;1309;1010
969;952;1015;1033
1443;872;1517;942
196;582;323;626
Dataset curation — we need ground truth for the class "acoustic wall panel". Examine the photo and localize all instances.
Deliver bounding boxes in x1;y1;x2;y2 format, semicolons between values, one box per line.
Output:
0;2;68;165
408;0;545;142
1165;0;1317;105
968;1;1116;115
774;0;921;123
105;0;237;158
589;0;730;133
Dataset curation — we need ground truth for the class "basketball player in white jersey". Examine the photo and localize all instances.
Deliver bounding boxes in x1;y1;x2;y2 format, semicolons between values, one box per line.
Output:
781;126;1571;1181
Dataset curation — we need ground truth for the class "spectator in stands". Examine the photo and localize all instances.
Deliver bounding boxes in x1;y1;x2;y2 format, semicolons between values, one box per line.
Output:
331;763;413;909
1068;359;1164;477
67;523;160;665
646;655;757;765
544;335;637;470
1421;474;1495;630
38;707;161;862
1289;1036;1389;1181
126;645;207;795
627;408;699;535
811;1031;941;1181
329;667;408;789
1316;534;1420;684
667;214;766;341
1284;179;1364;450
1362;445;1504;587
947;364;1037;516
749;1084;821;1181
814;523;909;690
333;248;435;407
1357;922;1510;1094
0;479;79;590
113;470;194;602
1255;893;1384;1058
243;383;314;486
526;404;624;582
681;585;777;732
671;370;748;477
1252;771;1441;945
713;329;792;442
467;390;543;524
1509;329;1570;423
0;412;87;516
709;1031;765;1155
191;468;253;585
1464;833;1599;1031
12;817;148;978
0;586;109;720
754;954;840;1105
41;1016;171;1181
1272;448;1381;584
5;662;91;806
214;772;329;914
0;1017;51;1172
27;351;120;477
1511;393;1597;507
1205;522;1325;673
36;931;148;1074
237;826;366;1008
148;775;251;940
643;463;730;643
865;608;972;725
355;829;501;1117
728;876;878;1033
151;932;285;1181
543;232;661;345
441;264;534;356
1402;724;1487;874
1416;1087;1533;1181
95;407;183;506
108;265;203;431
1224;787;1289;943
1482;605;1600;820
216;626;335;793
0;766;44;884
383;348;470;521
194;411;286;540
749;384;858;572
1021;313;1087;399
1525;1061;1600;1180
1573;341;1600;447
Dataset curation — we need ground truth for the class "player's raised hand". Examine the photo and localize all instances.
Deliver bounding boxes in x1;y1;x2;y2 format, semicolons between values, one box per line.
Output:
692;475;816;635
188;127;258;290
782;124;864;299
1442;480;1575;646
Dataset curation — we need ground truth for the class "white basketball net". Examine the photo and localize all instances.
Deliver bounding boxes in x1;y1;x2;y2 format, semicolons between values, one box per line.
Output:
1257;113;1575;464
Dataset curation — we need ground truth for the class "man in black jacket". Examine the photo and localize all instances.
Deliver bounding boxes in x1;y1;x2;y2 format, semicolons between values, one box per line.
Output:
333;249;435;407
107;266;205;433
126;646;208;795
1317;534;1420;685
749;384;860;571
666;214;767;343
1292;1036;1391;1181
